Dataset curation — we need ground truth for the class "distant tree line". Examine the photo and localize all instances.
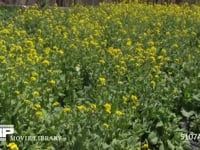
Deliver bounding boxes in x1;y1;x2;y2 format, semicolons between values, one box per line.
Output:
139;0;190;4
1;0;116;6
0;0;200;7
55;0;200;6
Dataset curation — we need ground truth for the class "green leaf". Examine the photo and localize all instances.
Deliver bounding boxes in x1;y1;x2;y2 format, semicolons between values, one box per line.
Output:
12;101;22;116
102;143;110;149
181;108;195;118
111;139;119;145
148;131;158;145
192;94;200;101
175;146;184;150
159;141;165;150
46;146;56;150
167;140;175;150
156;121;164;128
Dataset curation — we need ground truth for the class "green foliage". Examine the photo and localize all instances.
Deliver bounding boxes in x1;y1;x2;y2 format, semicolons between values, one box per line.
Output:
0;2;200;150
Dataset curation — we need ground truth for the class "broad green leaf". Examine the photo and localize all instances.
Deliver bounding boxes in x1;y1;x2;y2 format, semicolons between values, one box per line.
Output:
156;121;164;128
167;140;175;150
192;94;200;101
12;101;22;116
175;146;184;150
181;108;195;118
148;131;158;145
102;143;110;149
159;141;165;150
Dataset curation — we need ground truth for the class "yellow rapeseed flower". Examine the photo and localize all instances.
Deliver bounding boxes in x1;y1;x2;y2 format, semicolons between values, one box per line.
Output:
135;63;141;67
122;96;128;104
148;40;154;47
149;56;156;63
38;37;44;45
0;29;10;34
115;110;124;116
155;74;159;79
53;101;60;107
150;80;156;87
103;123;109;129
131;95;138;102
35;111;43;119
1;45;7;52
64;32;68;39
142;143;149;149
126;38;132;47
7;142;19;150
42;60;50;66
64;107;71;112
0;56;6;62
57;50;64;55
99;59;105;64
24;99;32;104
15;90;20;95
23;81;29;85
104;103;111;114
157;55;164;61
77;105;87;111
90;104;97;110
120;66;126;74
49;80;56;85
44;47;51;55
24;40;34;48
173;44;179;49
33;103;41;110
132;102;140;110
107;47;122;58
37;29;42;34
31;76;37;81
32;91;40;96
98;77;106;86
166;31;170;36
150;46;157;54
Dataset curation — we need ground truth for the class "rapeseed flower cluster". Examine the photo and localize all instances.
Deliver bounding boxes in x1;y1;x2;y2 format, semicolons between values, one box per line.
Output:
7;143;19;150
1;2;199;149
98;77;106;86
104;103;112;114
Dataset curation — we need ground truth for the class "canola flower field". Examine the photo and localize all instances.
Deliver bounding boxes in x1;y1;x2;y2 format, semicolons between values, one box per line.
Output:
0;2;200;150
